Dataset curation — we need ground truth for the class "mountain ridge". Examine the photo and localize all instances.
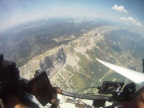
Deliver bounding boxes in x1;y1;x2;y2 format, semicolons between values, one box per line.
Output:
19;26;144;91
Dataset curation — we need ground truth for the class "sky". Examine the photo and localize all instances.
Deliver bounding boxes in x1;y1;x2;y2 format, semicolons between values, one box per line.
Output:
0;0;144;31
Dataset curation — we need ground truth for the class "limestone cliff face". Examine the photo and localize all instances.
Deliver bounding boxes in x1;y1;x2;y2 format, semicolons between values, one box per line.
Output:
19;26;144;91
19;47;66;79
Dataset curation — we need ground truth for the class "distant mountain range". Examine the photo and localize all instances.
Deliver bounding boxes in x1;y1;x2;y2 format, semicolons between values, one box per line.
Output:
0;18;115;67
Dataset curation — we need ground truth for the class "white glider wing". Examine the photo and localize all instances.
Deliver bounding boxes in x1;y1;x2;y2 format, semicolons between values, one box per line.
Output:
96;58;144;87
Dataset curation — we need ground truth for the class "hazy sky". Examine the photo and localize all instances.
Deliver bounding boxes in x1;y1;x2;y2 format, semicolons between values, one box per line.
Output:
0;0;144;31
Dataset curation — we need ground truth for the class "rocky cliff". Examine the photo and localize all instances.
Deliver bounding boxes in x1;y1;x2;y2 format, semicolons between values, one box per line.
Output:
19;26;144;92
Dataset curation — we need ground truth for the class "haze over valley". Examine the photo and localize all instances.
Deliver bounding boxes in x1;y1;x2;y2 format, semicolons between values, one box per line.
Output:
1;19;142;92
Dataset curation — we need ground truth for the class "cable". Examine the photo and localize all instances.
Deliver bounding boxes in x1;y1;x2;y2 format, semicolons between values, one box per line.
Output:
81;92;95;99
73;86;98;100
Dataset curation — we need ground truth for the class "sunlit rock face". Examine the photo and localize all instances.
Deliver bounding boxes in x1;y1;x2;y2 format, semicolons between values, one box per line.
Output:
19;25;144;92
19;47;66;79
